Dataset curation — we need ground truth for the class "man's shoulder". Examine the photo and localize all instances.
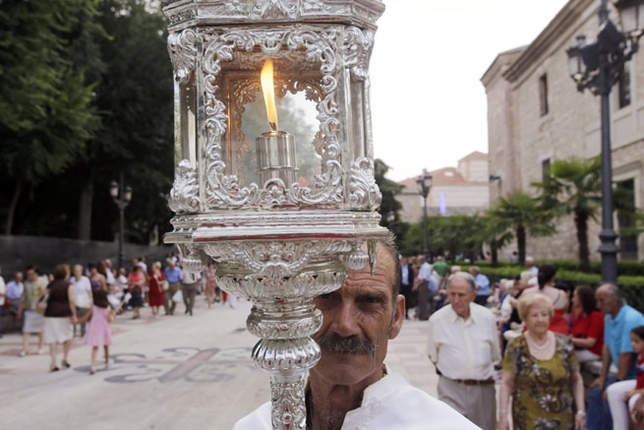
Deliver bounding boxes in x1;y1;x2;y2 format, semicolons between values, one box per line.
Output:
233;402;272;430
429;305;453;323
623;305;644;321
471;303;495;319
234;374;481;430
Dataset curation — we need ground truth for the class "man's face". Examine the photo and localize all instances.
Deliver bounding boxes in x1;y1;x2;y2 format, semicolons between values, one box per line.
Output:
312;247;404;386
448;278;475;318
595;287;618;315
15;272;23;282
26;269;37;282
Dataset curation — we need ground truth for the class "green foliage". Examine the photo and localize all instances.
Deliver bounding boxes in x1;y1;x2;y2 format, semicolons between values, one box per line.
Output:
400;214;483;261
460;264;644;310
532;156;601;272
0;0;100;232
374;159;408;246
489;191;555;265
0;0;175;243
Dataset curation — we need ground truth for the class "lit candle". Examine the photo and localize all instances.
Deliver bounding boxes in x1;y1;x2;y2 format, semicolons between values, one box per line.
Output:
256;58;298;187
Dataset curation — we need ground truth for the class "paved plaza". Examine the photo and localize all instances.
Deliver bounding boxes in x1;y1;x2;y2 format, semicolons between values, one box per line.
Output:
0;298;439;429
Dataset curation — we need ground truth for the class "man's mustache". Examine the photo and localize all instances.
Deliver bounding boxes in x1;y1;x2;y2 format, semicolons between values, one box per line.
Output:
316;333;376;355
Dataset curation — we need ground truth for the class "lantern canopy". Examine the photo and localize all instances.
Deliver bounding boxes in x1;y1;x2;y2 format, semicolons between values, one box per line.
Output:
162;1;388;429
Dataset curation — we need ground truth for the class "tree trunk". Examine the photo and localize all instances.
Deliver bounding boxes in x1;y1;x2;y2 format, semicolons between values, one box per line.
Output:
517;223;526;266
576;209;590;272
4;180;22;235
491;244;499;267
77;179;93;240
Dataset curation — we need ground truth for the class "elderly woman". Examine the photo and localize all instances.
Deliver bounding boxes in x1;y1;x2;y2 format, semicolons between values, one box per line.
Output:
498;293;585;430
43;264;78;372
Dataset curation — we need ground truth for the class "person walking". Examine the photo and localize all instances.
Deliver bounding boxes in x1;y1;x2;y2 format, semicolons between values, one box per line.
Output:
17;266;47;356
414;256;433;320
498;293;585;430
163;259;182;315
127;265;146;319
43;264;78;372
428;271;501;430
88;262;107;293
71;264;92;337
202;262;218;308
181;269;200;316
83;288;113;374
147;262;166;317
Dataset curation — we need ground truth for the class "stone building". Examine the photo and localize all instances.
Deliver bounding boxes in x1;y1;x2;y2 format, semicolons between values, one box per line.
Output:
396;151;490;224
481;0;643;261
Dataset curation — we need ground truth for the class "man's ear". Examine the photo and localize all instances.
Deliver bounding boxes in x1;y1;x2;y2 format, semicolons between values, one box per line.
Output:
388;294;405;340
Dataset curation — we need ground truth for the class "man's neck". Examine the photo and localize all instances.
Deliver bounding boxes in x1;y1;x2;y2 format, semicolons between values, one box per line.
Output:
307;367;384;430
610;304;624;319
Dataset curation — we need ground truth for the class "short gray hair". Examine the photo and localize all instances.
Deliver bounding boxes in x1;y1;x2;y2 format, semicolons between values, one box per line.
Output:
601;283;626;305
449;272;476;290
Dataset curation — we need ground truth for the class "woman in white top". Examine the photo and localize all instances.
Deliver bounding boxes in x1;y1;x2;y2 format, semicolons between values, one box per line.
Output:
71;264;92;337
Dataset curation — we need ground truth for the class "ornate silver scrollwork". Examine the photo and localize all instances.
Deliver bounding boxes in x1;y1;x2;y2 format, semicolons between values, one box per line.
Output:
252;0;299;20
347;157;382;210
343;27;374;82
197;28;345;208
167;29;199;84
169;159;201;213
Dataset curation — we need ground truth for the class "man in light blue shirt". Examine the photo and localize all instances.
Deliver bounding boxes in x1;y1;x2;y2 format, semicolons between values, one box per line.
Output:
468;266;489;306
163;259;183;315
587;284;644;430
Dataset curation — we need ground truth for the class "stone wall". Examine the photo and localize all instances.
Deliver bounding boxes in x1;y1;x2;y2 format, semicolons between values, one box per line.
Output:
483;0;644;262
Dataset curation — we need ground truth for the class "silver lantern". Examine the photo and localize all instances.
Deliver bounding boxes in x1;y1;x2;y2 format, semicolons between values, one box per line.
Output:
162;1;387;428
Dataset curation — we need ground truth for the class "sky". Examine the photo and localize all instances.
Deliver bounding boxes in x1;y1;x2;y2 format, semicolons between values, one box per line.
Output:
369;0;569;181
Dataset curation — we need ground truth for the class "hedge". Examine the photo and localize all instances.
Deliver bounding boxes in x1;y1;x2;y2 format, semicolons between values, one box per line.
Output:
459;265;644;311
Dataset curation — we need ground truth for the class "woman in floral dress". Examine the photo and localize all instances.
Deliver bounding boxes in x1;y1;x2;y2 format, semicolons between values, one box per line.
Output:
498;293;586;430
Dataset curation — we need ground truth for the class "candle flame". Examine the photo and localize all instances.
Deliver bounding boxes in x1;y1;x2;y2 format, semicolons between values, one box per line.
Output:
261;58;278;132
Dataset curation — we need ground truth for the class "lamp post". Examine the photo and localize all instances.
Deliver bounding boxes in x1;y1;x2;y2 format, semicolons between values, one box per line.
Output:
567;0;644;284
416;169;432;259
109;172;133;271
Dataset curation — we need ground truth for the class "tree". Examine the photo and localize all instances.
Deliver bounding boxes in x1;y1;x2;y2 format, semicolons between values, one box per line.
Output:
373;159;408;246
532;156;601;272
476;214;513;267
0;0;99;234
76;0;174;243
489;191;555;266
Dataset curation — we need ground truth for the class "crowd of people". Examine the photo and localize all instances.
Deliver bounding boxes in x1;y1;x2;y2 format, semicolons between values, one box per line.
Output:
2;243;644;429
0;254;237;374
404;253;644;430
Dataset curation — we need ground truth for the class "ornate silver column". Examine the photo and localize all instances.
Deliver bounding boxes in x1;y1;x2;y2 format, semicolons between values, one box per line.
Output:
162;1;386;428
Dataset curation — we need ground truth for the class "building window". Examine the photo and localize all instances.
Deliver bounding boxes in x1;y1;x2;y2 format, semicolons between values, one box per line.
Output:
617;179;638;260
618;60;631;109
541;158;551;182
539;74;549;116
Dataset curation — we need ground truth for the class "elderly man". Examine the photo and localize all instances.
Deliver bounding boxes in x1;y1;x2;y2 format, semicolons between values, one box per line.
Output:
6;271;24;314
587;284;644;430
235;238;480;429
427;272;501;430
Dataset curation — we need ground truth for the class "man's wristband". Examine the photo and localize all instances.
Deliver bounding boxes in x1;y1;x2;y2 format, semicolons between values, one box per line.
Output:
576;410;586;417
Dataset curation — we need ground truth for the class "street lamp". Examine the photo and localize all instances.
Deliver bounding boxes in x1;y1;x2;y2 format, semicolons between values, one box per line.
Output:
109;173;133;271
567;0;644;284
416;169;432;259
